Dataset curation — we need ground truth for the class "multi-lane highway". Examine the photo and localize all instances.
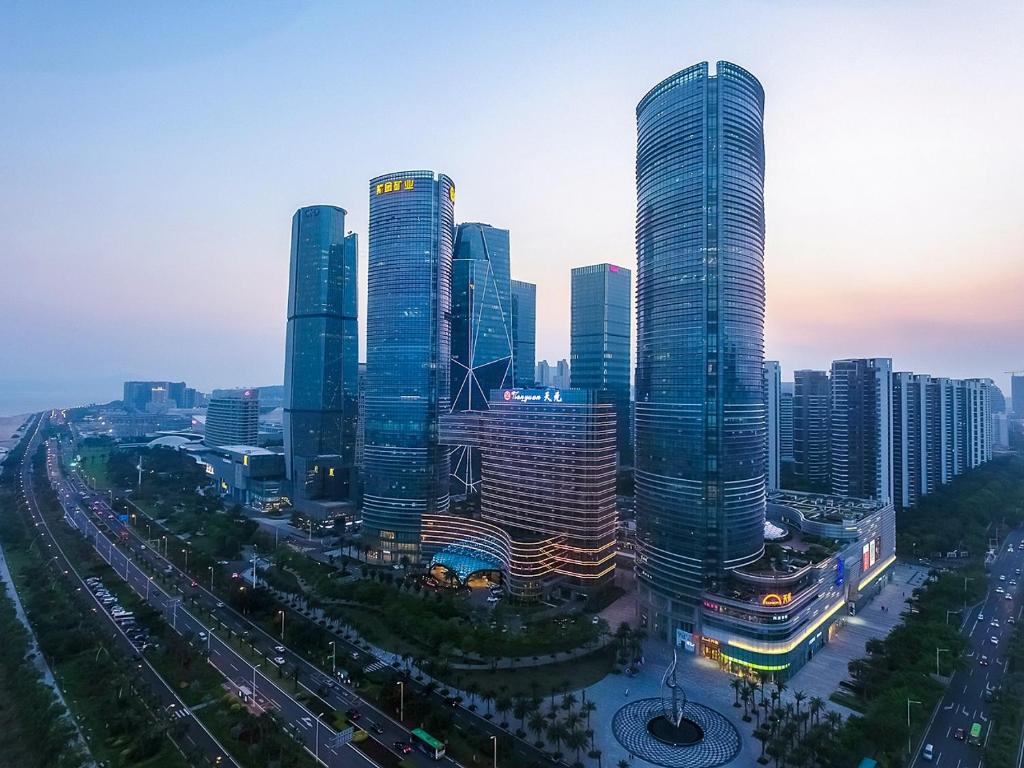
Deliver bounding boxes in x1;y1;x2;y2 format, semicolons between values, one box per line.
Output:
17;416;240;767
44;436;382;768
911;531;1024;767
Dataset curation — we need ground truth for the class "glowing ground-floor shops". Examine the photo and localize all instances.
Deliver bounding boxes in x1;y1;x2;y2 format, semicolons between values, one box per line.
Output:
640;491;898;681
694;555;896;679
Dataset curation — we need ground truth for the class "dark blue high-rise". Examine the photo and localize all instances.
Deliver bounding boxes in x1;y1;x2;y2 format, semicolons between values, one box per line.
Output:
450;222;513;496
283;205;358;503
571;263;632;467
510;279;536;387
634;62;767;641
363;171;455;562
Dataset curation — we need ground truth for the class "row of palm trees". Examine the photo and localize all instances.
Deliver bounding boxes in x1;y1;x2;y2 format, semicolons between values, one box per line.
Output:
458;680;605;768
729;675;846;767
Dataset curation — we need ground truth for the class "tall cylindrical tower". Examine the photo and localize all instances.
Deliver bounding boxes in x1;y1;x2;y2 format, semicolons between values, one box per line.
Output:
363;171;455;562
634;62;767;641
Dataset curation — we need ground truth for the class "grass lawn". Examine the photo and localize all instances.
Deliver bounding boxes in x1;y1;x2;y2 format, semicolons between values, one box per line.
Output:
439;644;617;698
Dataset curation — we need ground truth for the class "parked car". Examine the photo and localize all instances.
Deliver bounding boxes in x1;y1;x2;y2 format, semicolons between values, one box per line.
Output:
922;743;934;762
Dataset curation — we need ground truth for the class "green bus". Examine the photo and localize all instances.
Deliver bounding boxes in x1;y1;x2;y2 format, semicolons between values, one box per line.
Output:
411;728;445;760
969;722;982;745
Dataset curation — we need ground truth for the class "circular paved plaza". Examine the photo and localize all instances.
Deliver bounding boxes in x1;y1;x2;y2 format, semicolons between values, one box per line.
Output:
611;697;741;768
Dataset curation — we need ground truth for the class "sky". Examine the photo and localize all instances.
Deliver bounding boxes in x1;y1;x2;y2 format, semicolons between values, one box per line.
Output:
1;1;1022;415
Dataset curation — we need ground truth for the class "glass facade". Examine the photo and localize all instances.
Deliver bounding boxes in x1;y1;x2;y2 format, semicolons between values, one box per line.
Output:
570;263;632;467
793;370;830;488
634;61;767;639
510;279;536;387
829;358;893;503
283;205;358;502
363;170;455;561
450;223;514;496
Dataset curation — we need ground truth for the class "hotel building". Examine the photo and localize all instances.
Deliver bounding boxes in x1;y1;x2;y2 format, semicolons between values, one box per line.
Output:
428;387;617;601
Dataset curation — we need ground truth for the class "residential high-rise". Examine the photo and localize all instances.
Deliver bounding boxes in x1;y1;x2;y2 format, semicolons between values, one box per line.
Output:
434;387;617;601
764;361;781;491
793;370;830;488
634;61;767;641
283;205;358;506
958;378;993;469
510;279;536;387
830;358;893;503
892;372;928;510
450;223;514;496
927;377;958;487
1012;375;1024;417
571;263;632;466
204;388;259;447
780;381;794;462
363;171;455;562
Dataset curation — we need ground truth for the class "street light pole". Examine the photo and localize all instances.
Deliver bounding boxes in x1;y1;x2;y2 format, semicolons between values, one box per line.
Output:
209;566;214;591
907;698;922;757
315;711;324;764
490;735;497;768
329;641;336;675
398;681;404;722
278;610;285;640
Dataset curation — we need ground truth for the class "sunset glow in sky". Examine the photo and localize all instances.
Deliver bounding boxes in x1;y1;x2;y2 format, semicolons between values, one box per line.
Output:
1;1;1022;414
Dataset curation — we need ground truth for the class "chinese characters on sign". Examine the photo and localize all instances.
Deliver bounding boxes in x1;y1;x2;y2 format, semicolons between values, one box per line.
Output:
375;179;416;195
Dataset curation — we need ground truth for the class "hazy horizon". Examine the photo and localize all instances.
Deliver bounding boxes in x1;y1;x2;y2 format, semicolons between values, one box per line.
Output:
2;1;1022;416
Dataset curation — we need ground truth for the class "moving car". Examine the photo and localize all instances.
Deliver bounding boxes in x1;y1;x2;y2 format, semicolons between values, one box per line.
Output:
922;743;934;761
274;645;286;653
953;727;965;740
990;636;999;645
345;708;362;721
271;656;286;666
393;741;413;754
980;655;990;666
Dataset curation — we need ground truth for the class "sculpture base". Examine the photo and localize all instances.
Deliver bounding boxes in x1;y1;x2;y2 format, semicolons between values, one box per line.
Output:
647;715;705;747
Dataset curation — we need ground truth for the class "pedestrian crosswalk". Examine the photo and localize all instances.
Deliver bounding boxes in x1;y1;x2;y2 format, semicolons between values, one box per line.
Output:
363;660;388;674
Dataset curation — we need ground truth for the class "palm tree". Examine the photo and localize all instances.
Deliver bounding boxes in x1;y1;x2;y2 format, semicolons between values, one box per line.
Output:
566;728;589;765
580;699;597;730
547;721;569;756
825;711;842;740
482;688;496;717
496;693;513;727
513;696;531;734
466;680;480;710
793;690;806;720
730;677;743;707
809;696;824;727
562;692;578;713
616;760;630;768
565;711;582;732
588;748;603;768
529;710;548;747
754;727;770;763
741;685;752;721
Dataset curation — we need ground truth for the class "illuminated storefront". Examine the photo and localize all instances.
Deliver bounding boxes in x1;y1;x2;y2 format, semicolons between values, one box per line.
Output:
695;490;896;680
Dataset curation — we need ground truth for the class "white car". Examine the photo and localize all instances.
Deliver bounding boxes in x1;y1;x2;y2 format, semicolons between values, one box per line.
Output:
274;645;286;653
978;613;985;621
198;632;208;641
271;656;286;666
991;619;1000;628
486;595;500;603
990;636;999;645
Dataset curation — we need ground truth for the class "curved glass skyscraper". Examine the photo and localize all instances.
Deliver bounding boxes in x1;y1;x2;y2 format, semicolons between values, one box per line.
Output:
283;205;358;504
363;171;455;562
634;62;767;641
